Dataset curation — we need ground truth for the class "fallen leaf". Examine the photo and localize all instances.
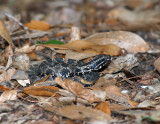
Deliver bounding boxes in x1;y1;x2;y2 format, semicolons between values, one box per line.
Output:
83;31;149;53
0;68;16;82
0;20;13;45
95;102;111;116
5;14;21;33
55;49;97;60
108;103;128;111
117;110;160;122
23;86;60;97
154;57;160;73
43;40;122;56
0;90;17;103
55;76;101;103
12;53;30;70
27;51;37;60
0;45;14;64
64;119;75;124
37;40;64;45
0;85;11;91
56;105;111;121
15;44;36;53
104;54;138;74
105;85;138;107
91;78;117;91
107;7;160;31
30;74;51;86
25;20;51;31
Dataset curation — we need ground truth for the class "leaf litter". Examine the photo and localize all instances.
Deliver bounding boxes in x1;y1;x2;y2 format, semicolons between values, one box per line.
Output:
0;0;160;123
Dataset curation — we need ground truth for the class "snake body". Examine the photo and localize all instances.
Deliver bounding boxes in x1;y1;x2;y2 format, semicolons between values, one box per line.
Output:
26;55;111;87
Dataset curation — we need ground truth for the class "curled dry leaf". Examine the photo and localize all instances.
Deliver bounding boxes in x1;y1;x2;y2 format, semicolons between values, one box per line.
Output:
0;20;13;46
83;31;149;53
0;90;17;103
23;86;60;97
43;40;122;56
25;20;51;31
56;105;111;122
55;76;101;103
105;85;138;107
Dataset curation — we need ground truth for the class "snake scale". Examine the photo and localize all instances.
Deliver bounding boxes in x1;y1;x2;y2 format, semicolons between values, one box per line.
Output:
26;55;111;87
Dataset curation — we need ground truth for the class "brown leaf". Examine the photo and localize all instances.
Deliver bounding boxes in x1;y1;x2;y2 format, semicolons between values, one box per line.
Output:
43;40;122;56
23;86;60;97
25;20;51;31
56;105;111;121
154;57;160;73
105;85;138;107
30;74;51;86
95;102;111;116
27;51;38;60
0;20;13;45
0;68;16;82
55;76;101;103
0;90;17;103
107;7;160;31
55;49;97;60
15;44;36;53
0;85;12;91
108;103;128;111
91;78;117;91
83;31;149;53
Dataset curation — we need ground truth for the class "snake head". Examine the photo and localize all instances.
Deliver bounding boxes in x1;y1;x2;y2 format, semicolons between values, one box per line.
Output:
89;54;111;70
76;55;111;75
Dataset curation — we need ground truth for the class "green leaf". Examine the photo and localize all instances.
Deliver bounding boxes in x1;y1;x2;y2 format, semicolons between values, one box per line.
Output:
36;40;64;45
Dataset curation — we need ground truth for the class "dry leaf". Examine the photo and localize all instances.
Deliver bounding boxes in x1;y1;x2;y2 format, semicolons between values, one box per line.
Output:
30;74;51;86
95;102;111;116
43;40;122;56
0;45;14;64
108;103;128;111
55;49;97;60
56;105;111;121
107;7;160;31
0;68;16;82
105;85;138;107
55;76;101;103
0;90;17;103
83;31;149;53
0;85;11;91
12;53;30;70
0;20;13;45
91;78;117;91
23;86;60;97
25;20;51;31
154;57;160;73
15;44;36;53
27;51;37;60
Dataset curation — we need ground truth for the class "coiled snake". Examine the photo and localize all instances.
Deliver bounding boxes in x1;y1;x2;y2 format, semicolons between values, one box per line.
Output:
26;55;111;87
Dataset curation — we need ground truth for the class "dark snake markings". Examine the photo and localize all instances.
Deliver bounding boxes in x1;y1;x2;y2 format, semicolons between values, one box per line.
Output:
26;55;111;87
